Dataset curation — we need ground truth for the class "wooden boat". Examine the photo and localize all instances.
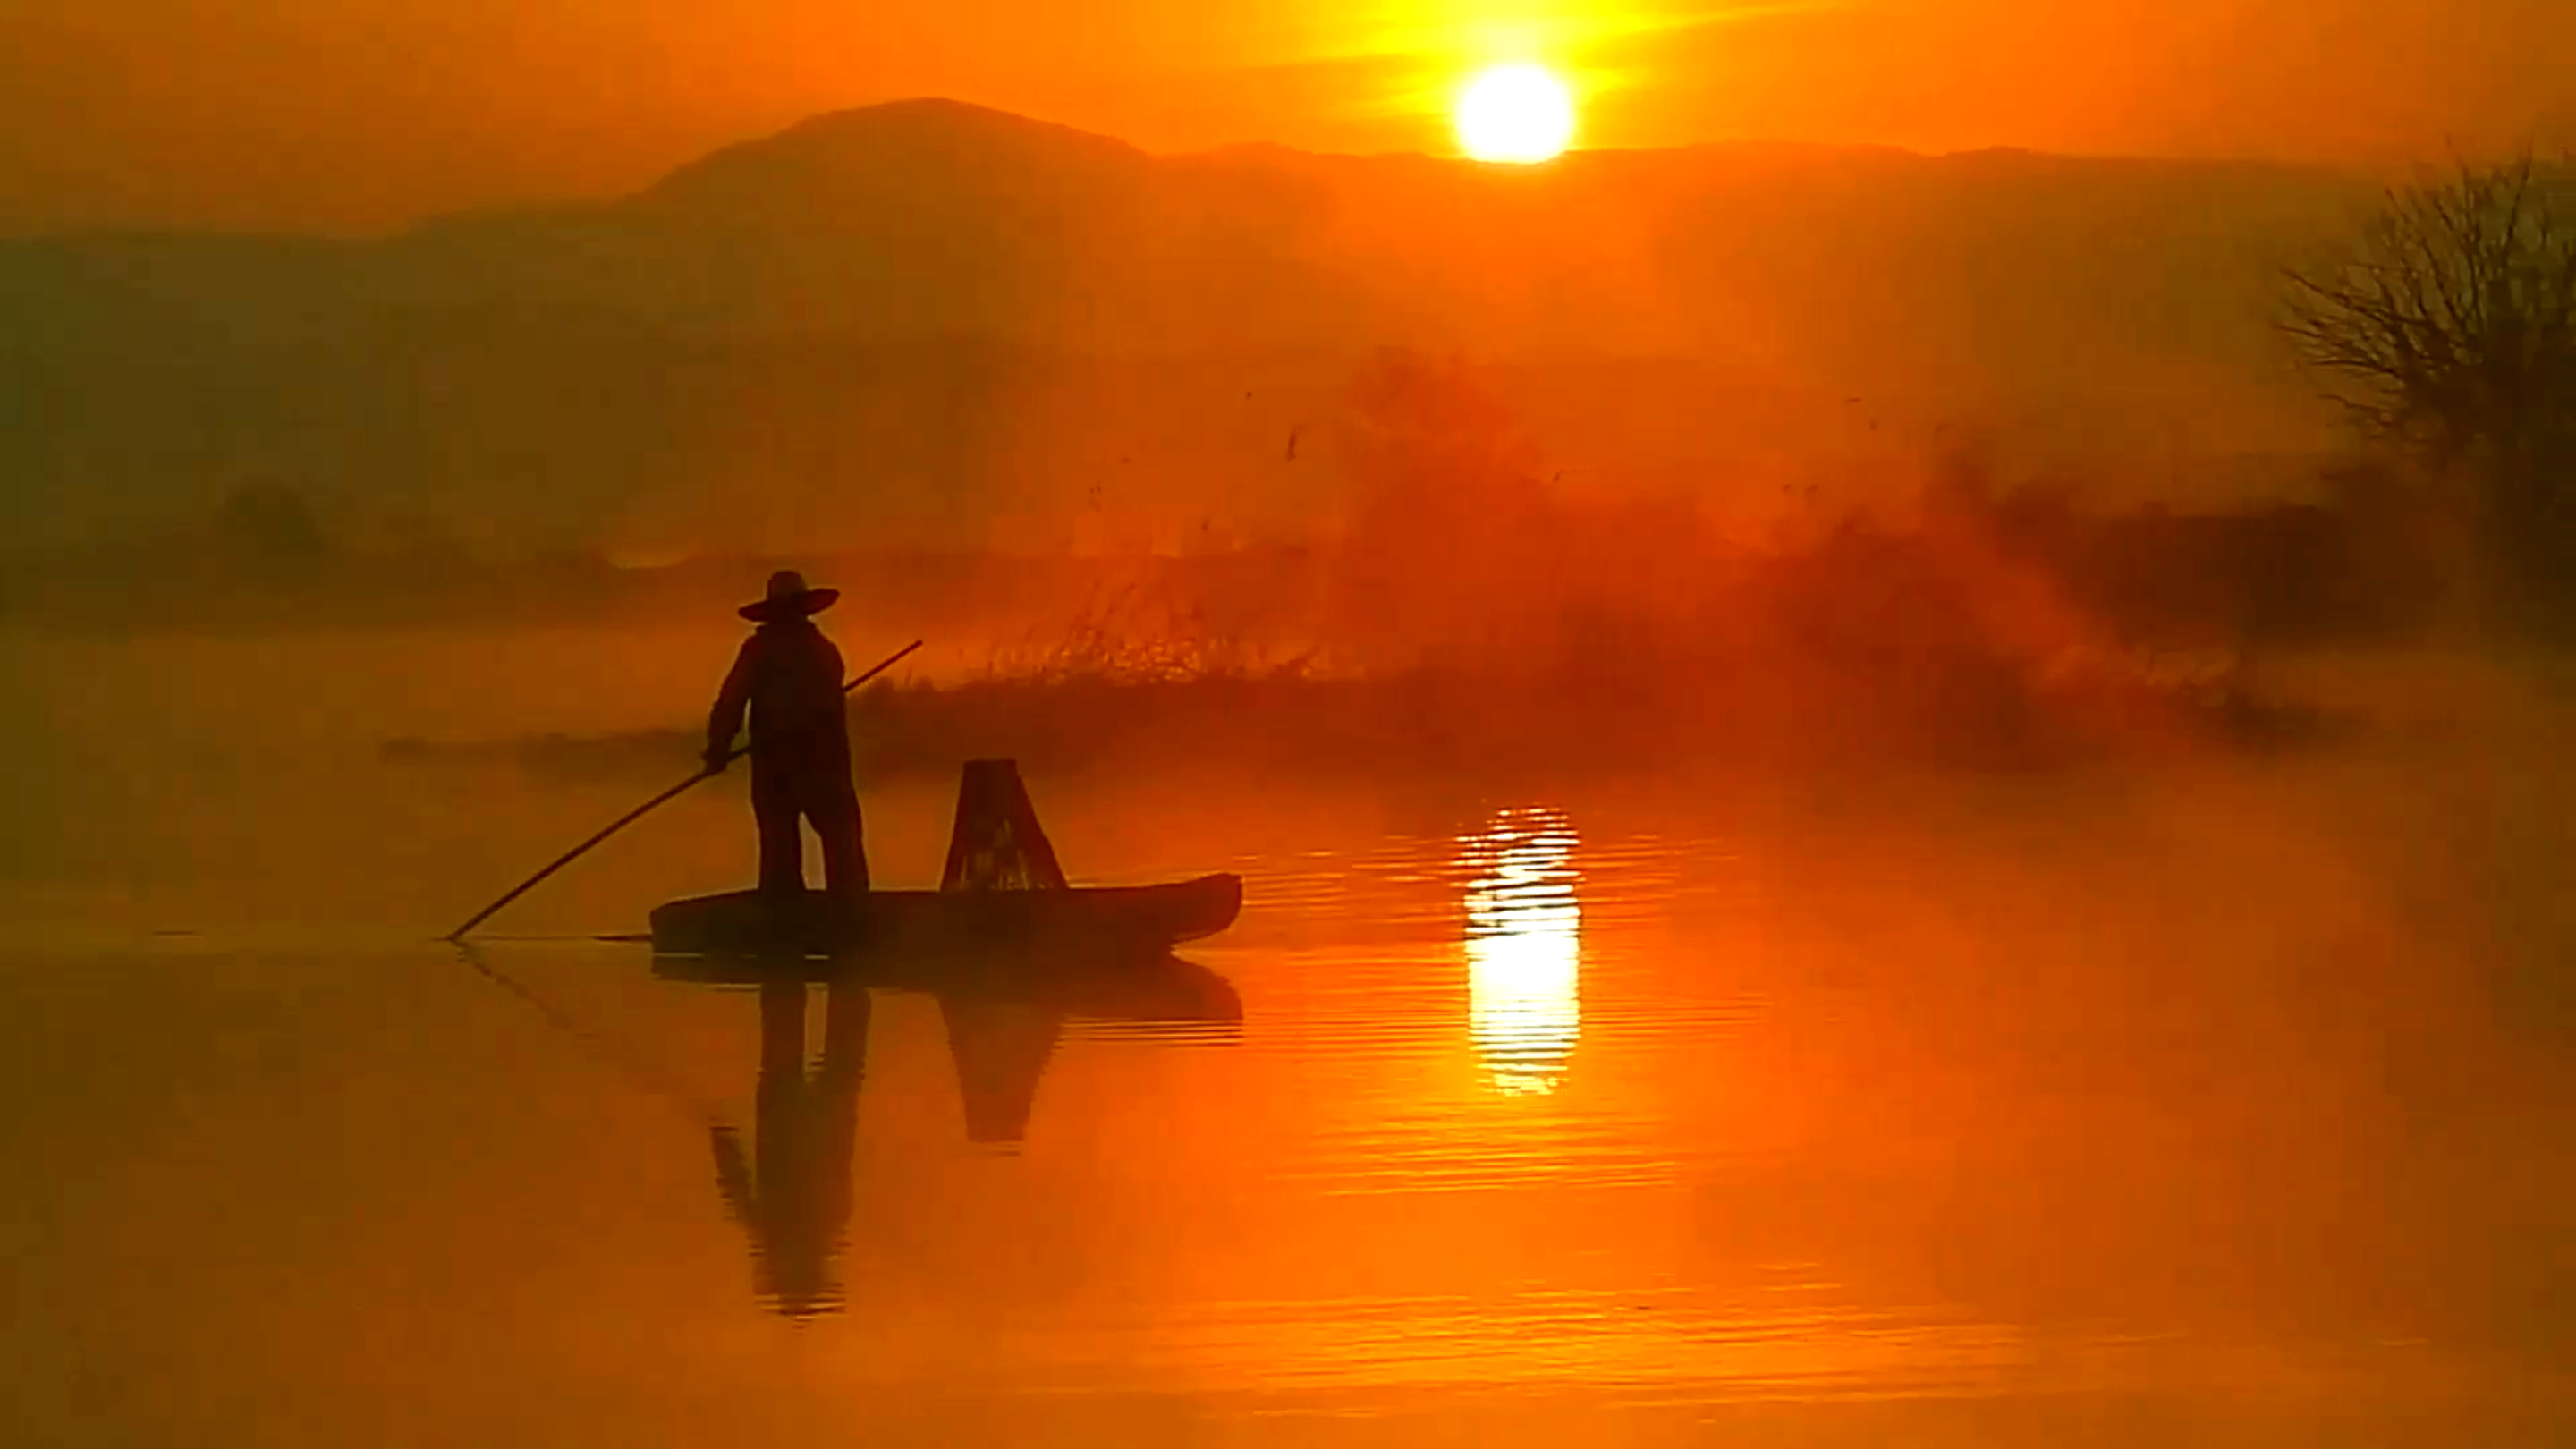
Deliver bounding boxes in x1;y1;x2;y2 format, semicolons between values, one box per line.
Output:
648;758;1243;962
648;873;1243;960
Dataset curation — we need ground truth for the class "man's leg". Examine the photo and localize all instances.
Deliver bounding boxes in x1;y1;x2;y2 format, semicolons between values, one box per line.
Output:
808;773;869;901
752;764;807;897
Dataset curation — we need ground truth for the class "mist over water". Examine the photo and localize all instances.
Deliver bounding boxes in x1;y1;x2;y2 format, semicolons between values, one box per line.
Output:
6;617;2576;1445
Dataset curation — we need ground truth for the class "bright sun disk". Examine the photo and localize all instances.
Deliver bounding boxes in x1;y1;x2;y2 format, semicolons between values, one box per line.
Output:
1455;63;1575;164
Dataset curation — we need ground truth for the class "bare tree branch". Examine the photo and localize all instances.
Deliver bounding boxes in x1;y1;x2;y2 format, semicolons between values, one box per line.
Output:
2278;149;2576;582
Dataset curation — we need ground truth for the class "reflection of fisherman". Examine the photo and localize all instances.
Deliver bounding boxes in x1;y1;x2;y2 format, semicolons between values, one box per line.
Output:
710;981;869;1319
704;571;868;901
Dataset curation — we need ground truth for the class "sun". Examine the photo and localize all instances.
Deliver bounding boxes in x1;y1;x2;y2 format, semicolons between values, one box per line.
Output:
1455;63;1576;164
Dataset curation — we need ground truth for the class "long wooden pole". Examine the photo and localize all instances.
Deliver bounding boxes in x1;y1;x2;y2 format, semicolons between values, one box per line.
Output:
445;638;924;942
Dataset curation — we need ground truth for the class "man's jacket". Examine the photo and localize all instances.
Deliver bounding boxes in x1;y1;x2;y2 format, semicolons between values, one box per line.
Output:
708;620;849;767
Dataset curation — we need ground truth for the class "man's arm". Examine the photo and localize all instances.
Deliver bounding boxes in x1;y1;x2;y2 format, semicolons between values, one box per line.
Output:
705;636;758;769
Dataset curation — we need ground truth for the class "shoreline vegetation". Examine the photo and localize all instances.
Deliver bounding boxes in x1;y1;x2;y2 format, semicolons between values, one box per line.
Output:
354;482;2389;783
379;654;2337;786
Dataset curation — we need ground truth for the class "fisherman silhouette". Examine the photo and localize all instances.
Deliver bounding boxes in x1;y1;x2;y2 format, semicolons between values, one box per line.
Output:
704;570;868;902
710;980;869;1319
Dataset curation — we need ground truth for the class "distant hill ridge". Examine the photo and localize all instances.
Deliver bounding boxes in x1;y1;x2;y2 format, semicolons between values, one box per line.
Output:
0;97;2372;551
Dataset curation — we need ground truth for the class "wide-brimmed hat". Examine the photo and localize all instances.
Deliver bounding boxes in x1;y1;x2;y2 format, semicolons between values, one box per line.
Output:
740;569;840;622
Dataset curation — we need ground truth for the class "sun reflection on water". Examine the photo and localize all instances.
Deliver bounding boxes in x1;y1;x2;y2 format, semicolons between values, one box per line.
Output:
1461;807;1581;1096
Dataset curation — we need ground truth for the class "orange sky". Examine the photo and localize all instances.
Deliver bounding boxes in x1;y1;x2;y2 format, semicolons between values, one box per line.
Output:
1;0;2568;233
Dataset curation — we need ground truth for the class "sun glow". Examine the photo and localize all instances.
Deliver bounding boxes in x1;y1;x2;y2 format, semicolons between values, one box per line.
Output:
1454;63;1576;164
1462;808;1582;1095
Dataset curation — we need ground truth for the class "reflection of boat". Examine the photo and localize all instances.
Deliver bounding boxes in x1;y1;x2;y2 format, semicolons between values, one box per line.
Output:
648;758;1243;957
648;876;1242;958
691;950;1242;1318
940;993;1062;1146
653;941;1245;1035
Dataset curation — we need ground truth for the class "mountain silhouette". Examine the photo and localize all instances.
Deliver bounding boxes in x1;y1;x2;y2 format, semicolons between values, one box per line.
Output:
0;99;2373;551
647;99;1153;211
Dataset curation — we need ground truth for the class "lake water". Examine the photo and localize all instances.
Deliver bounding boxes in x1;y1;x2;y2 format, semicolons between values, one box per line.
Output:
7;631;2576;1445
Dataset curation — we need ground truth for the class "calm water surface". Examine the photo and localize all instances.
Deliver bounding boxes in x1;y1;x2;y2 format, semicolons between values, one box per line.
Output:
8;636;2576;1445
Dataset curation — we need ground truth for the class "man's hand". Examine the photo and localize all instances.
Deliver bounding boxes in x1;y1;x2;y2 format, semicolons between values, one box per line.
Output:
702;747;734;776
